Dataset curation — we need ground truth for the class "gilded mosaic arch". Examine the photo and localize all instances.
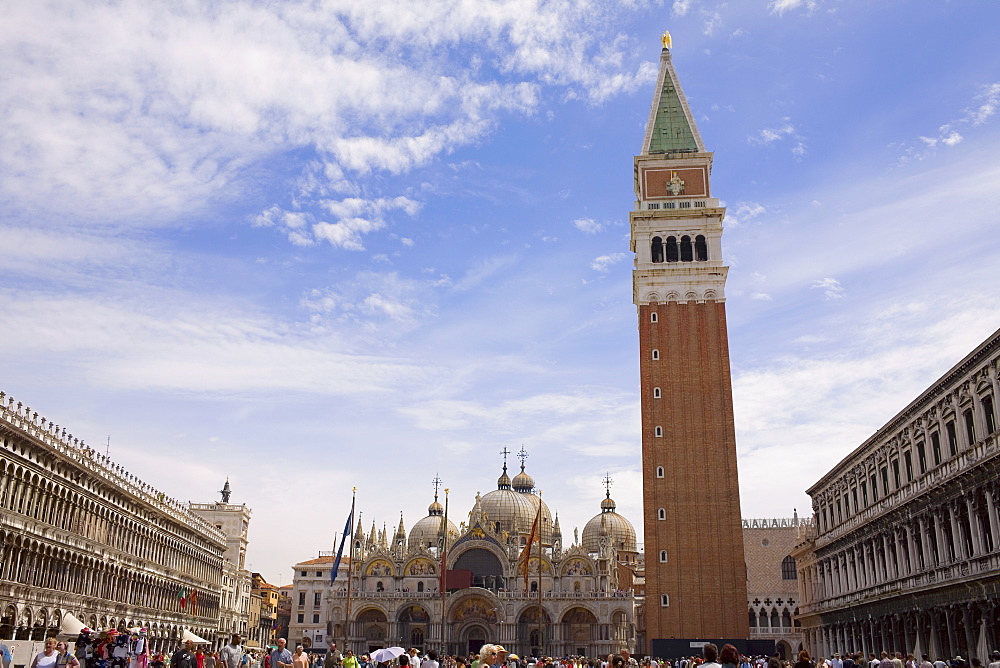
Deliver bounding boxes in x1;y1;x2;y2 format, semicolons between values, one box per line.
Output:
365;559;394;577
405;557;436;575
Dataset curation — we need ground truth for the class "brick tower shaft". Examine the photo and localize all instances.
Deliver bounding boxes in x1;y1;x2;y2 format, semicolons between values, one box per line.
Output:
631;35;749;644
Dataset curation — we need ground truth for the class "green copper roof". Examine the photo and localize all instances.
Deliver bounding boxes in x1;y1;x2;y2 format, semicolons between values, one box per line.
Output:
644;49;704;154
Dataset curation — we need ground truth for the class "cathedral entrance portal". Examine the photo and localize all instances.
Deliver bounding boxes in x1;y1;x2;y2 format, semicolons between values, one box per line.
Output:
464;626;486;655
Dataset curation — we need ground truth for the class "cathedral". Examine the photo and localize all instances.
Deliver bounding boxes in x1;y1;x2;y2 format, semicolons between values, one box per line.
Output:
288;452;639;659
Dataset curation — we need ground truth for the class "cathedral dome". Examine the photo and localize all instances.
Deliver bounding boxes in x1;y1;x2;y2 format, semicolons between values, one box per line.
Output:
582;495;637;554
511;466;535;492
478;486;538;536
408;513;459;551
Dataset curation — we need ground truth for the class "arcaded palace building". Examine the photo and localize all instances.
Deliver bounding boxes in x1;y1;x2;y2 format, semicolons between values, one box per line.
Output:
744;516;812;660
0;391;252;649
630;34;748;648
793;327;1000;660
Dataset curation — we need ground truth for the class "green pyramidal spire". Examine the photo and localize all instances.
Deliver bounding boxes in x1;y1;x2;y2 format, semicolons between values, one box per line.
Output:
642;37;705;155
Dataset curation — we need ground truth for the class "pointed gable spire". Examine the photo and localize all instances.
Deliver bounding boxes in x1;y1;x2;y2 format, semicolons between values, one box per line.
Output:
354;513;366;542
395;512;406;541
642;33;705;155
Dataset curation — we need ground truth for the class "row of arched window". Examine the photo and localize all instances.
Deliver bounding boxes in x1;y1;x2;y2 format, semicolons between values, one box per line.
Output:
651;235;708;263
1;455;221;583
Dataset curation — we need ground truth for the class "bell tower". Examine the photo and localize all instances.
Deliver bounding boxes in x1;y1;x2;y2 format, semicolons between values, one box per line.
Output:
631;34;748;643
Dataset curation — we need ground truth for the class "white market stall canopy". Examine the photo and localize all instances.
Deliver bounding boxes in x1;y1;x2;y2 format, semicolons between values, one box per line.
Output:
60;613;87;636
182;629;211;644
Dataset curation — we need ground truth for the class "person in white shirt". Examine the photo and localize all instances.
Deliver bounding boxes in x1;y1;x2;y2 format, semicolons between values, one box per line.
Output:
832;654;844;668
700;645;721;668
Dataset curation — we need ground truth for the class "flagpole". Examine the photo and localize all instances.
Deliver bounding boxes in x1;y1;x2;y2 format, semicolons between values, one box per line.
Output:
342;487;357;653
440;488;449;655
536;490;543;659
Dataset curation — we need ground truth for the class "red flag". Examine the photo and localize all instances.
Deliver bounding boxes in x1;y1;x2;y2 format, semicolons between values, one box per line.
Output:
519;501;543;589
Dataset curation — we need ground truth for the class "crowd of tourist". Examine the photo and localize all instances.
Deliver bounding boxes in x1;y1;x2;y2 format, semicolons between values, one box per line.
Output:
8;635;1000;668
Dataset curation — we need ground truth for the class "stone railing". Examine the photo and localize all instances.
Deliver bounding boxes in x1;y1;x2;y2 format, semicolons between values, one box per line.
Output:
325;588;633;601
0;391;224;541
800;551;1000;615
743;517;813;529
814;431;998;549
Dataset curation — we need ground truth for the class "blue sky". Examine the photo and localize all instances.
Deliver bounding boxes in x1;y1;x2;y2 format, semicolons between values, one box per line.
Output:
3;0;1000;582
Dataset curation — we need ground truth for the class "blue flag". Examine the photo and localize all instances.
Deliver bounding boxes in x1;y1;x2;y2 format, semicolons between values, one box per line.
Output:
330;497;354;584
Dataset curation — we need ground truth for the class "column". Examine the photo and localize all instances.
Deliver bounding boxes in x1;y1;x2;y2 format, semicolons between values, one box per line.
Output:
948;503;964;561
966;495;984;556
986;486;1000;552
918;516;931;569
892;529;906;578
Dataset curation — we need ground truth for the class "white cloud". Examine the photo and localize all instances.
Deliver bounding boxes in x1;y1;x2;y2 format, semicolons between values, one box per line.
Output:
900;83;998;161
591;253;626;272
573;218;602;234
966;82;1000;126
256;197;420;250
703;11;723;37
1;0;660;227
811;277;845;300
769;0;818;16
726;201;765;227
749;118;806;157
672;0;693;17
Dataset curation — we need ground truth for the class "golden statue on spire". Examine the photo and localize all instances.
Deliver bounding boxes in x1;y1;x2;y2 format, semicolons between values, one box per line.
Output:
662;30;672;49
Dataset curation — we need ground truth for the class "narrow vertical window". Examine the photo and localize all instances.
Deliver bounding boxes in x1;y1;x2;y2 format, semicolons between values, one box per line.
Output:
695;235;708;261
651;236;664;263
946;420;958;455
984;395;997;434
656;466;664;477
917;442;927;473
680;235;693;261
903;451;913;481
654;426;663;437
658;508;666;520
891;459;900;489
650;312;658;323
666;236;679;262
963;409;976;445
931;432;942;465
781;556;797;580
660;594;670;607
653;387;661;398
659;550;668;563
651;349;659;360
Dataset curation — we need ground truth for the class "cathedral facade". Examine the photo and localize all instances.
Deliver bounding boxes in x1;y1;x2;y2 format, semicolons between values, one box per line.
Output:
288;459;639;659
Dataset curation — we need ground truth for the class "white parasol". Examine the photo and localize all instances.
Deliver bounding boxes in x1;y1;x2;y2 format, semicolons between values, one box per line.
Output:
370;648;406;664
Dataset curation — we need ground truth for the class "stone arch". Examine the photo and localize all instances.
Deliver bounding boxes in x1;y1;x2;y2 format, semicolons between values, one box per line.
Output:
451;546;506;590
356;607;388;645
448;589;504;624
460;624;488;655
560;607;598;645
